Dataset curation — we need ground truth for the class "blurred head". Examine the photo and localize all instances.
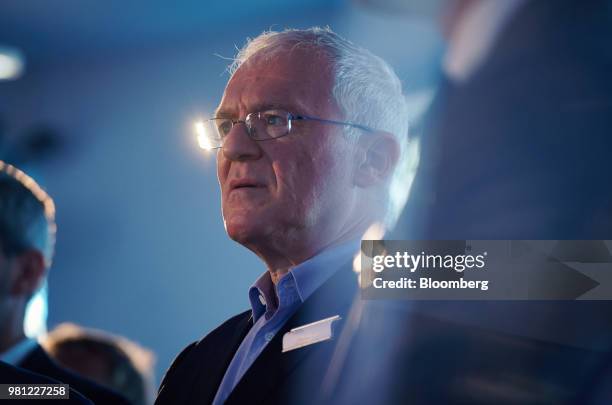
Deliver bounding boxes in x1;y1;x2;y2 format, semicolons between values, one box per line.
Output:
43;323;156;405
0;161;55;334
215;27;409;266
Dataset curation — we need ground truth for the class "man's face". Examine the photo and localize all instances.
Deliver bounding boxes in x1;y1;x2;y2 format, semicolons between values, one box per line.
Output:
216;48;358;252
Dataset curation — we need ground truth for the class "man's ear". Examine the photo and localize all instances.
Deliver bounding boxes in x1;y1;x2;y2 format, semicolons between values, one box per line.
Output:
354;131;400;188
10;250;47;297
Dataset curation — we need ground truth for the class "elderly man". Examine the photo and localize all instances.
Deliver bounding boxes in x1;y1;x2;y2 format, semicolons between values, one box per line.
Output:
0;161;131;405
156;27;409;405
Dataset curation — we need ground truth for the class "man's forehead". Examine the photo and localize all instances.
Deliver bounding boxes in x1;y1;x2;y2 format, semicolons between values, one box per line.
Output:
217;76;308;115
216;49;334;116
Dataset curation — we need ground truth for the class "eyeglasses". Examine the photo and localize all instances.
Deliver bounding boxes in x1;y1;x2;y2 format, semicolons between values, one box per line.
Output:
196;109;376;150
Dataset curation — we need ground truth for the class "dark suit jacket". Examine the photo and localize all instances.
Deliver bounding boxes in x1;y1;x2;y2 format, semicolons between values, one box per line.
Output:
394;0;612;240
0;360;92;404
156;262;359;405
18;343;131;405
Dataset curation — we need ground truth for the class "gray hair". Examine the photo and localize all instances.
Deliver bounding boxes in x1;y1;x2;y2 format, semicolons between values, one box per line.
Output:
228;27;411;228
0;161;56;267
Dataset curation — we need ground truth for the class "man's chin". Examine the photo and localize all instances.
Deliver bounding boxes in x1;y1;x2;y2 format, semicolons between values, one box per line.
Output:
224;217;264;246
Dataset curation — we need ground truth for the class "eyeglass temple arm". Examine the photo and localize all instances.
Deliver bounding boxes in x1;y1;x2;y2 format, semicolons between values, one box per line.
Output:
291;115;376;133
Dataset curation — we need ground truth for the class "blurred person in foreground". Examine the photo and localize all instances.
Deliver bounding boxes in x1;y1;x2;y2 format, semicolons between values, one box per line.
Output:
155;27;411;405
0;160;132;404
43;322;156;405
393;0;612;239
367;0;612;403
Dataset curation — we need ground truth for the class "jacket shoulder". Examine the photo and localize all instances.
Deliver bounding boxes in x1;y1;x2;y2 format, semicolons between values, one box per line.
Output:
0;361;92;405
35;362;130;405
162;309;252;380
198;309;253;344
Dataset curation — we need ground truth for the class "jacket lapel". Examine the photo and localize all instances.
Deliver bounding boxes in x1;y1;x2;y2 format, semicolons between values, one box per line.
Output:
226;261;358;405
186;311;253;405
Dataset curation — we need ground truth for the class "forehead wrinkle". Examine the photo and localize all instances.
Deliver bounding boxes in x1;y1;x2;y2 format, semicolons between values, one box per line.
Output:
219;81;316;118
218;48;337;120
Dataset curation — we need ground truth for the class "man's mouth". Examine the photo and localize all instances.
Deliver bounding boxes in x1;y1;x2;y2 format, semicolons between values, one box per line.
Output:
228;179;267;192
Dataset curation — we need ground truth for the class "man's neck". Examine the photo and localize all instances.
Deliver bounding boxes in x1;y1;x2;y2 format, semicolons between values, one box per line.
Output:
262;232;366;285
0;305;27;354
242;214;379;284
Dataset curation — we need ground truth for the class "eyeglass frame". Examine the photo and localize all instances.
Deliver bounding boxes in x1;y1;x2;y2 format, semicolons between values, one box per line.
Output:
202;109;378;149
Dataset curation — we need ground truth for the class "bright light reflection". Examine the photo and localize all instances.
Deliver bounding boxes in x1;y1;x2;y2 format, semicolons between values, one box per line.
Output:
24;282;48;338
195;121;214;151
353;222;387;288
0;47;24;80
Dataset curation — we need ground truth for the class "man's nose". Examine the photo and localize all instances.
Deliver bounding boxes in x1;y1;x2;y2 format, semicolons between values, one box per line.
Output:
222;122;262;161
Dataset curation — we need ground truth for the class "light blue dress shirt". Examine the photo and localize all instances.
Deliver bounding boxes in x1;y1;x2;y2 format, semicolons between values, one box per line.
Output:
212;240;360;405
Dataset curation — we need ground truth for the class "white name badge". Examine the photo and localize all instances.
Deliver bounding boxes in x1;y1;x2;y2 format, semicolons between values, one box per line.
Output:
282;315;341;353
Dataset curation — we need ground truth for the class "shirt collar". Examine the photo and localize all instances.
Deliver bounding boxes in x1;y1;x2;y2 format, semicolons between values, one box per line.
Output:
0;338;38;366
249;271;278;321
248;239;361;322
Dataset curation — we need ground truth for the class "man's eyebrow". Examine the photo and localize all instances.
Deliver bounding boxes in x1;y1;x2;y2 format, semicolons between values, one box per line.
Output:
255;102;292;111
213;111;228;119
214;107;232;118
213;102;296;118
